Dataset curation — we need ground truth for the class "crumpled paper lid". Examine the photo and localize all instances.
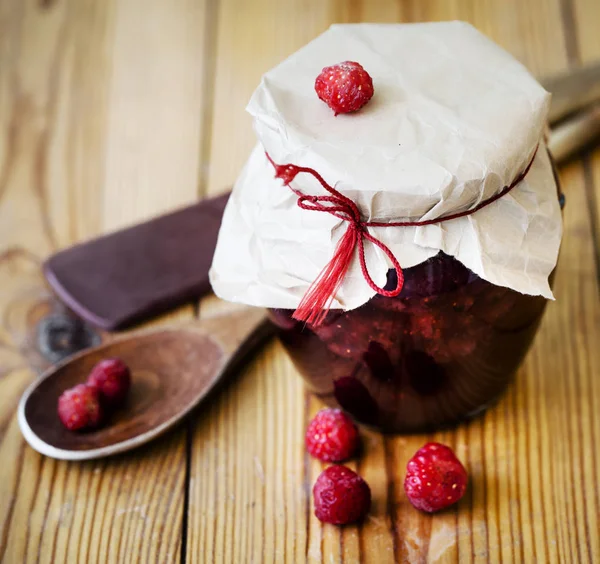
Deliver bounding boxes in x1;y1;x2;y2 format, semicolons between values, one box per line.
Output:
210;22;562;310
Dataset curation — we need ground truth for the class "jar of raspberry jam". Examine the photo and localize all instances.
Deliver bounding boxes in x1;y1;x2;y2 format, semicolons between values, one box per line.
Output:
209;23;564;433
269;250;556;432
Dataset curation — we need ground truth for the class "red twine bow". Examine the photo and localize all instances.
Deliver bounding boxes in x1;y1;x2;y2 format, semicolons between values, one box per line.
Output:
266;148;538;326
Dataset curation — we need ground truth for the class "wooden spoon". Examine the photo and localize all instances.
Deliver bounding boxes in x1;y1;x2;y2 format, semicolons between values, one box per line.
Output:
18;307;272;461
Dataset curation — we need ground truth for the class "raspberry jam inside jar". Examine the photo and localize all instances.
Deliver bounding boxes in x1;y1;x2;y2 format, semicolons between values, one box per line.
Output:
269;252;550;433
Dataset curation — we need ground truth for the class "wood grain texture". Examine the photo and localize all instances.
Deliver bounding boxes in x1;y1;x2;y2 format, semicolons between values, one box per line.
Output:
0;0;599;563
0;0;206;562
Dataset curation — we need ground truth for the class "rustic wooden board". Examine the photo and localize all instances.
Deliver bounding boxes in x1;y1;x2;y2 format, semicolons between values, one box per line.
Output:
0;0;206;561
0;0;599;562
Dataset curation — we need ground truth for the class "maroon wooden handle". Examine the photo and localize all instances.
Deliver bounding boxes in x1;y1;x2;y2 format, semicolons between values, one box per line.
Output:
44;192;230;331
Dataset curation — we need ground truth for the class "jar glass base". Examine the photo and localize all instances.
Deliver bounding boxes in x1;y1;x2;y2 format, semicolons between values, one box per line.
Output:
270;252;549;433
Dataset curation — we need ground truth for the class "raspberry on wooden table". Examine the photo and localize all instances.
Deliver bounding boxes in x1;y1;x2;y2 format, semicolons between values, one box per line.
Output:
87;358;131;409
313;465;371;525
314;61;374;115
404;442;468;513
305;408;360;462
57;384;104;432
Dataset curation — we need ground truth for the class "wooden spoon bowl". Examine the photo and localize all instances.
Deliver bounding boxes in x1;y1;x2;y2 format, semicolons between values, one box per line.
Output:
19;307;271;460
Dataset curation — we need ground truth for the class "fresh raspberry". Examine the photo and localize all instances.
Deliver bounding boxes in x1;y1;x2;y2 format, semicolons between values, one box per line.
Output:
305;408;359;462
404;442;468;512
314;61;374;116
313;465;371;524
57;384;104;431
87;358;131;409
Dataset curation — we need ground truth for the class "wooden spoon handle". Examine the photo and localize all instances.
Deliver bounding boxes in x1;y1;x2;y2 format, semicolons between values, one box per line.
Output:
197;307;273;358
548;104;600;164
542;61;600;124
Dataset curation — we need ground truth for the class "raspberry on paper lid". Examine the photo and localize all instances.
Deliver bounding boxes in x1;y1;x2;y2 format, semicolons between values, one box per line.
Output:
210;23;562;312
247;22;549;214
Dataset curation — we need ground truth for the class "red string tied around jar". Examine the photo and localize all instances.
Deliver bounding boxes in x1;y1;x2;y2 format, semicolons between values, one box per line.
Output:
266;148;538;327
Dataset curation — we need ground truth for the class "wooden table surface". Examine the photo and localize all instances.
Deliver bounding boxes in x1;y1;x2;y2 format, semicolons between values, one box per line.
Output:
1;1;599;562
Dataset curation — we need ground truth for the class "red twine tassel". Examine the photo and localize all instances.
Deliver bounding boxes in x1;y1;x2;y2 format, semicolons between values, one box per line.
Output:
293;224;359;325
266;148;537;327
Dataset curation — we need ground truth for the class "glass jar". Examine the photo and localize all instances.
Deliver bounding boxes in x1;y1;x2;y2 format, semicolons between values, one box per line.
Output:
269;249;555;433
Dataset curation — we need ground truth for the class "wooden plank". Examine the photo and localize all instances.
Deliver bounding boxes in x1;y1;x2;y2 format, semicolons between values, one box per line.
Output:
572;0;600;266
563;5;600;562
0;0;207;562
525;159;600;563
584;154;600;279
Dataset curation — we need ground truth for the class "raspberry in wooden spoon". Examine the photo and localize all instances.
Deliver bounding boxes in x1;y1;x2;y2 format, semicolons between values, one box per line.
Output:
87;358;131;409
57;384;104;431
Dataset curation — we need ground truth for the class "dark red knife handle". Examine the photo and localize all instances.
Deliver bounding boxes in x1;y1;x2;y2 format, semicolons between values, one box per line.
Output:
43;192;230;331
